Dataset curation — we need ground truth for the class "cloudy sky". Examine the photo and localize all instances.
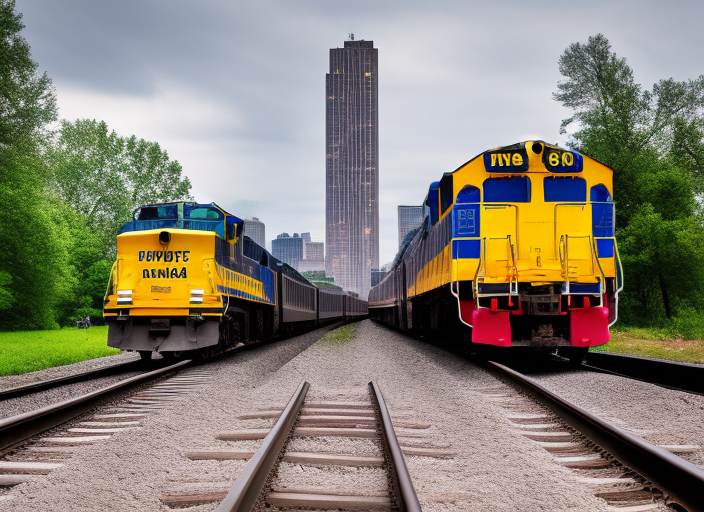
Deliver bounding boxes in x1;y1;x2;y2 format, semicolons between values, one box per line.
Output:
17;0;704;264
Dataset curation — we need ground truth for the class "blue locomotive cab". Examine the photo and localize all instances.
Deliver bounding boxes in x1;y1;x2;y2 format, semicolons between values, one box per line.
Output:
119;202;244;241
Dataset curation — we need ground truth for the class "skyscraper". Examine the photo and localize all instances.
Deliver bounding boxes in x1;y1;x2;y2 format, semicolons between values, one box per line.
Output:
325;36;379;298
398;205;424;248
244;217;266;248
272;233;303;269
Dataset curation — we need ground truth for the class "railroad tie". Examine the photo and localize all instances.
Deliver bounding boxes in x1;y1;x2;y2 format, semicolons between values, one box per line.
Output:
267;492;392;511
0;461;62;475
38;436;112;445
294;427;377;438
215;429;270;441
0;474;37;487
67;427;140;434
555;454;613;469
657;444;701;455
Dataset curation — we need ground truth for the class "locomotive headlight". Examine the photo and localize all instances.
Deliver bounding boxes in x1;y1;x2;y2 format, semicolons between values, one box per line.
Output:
116;289;133;305
190;289;204;304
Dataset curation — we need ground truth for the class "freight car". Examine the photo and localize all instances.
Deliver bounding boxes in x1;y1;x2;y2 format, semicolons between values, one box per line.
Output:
368;141;623;362
103;202;366;360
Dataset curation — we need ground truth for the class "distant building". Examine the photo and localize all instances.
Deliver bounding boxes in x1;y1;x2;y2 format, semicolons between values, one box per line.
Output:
371;261;394;287
398;205;424;248
301;232;312;243
305;241;324;261
325;37;379;298
244;217;266;248
272;233;303;268
371;268;386;287
299;240;325;273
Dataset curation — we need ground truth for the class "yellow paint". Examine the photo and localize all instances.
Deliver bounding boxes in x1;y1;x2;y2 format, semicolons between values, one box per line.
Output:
409;141;621;299
103;228;271;317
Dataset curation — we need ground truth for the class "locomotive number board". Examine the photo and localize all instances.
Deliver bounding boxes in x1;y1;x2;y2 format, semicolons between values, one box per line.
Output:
483;146;583;173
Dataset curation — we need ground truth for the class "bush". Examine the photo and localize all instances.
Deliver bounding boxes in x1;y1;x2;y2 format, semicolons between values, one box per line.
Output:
667;309;704;340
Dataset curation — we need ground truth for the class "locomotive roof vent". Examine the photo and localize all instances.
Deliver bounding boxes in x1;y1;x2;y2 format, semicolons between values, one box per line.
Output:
159;231;171;245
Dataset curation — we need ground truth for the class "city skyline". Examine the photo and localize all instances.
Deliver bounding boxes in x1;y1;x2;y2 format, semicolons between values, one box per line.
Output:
17;1;704;267
325;38;379;298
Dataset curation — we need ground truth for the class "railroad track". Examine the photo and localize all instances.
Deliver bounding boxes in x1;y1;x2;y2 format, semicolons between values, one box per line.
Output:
582;351;704;395
0;360;224;497
486;361;704;512
161;381;426;511
0;357;164;401
0;359;197;455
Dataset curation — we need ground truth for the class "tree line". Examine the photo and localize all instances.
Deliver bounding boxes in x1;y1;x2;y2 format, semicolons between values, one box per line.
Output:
0;1;190;330
554;34;704;336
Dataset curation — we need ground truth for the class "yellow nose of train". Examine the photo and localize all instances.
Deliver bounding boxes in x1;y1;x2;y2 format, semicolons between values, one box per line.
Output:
368;140;623;352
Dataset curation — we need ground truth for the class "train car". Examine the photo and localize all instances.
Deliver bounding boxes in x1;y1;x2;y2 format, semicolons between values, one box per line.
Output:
368;141;623;361
104;202;366;360
344;293;369;319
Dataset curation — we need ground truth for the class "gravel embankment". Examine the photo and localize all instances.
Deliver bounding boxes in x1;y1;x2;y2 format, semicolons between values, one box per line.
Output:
527;366;704;467
0;352;140;391
0;351;145;419
0;325;333;511
0;321;639;511
0;370;146;420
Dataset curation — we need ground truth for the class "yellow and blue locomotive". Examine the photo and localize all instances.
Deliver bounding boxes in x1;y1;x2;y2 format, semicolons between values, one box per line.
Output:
104;202;366;360
369;141;623;360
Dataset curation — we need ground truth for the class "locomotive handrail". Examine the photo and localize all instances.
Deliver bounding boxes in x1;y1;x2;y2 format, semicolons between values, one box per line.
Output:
473;235;518;299
589;236;607;307
561;235;604;302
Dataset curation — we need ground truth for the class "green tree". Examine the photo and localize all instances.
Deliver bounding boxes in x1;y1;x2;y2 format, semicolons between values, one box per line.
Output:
554;34;704;325
48;119;192;256
0;0;70;330
0;271;13;309
0;0;56;154
554;34;704;223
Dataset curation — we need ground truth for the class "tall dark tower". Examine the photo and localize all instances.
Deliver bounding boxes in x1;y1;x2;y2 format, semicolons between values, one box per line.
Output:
325;37;379;298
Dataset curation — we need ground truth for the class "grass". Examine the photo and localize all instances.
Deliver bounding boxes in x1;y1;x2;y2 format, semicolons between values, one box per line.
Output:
0;326;118;376
597;326;704;364
319;323;358;346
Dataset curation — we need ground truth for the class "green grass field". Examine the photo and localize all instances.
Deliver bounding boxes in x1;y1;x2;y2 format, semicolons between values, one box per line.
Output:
0;326;118;377
597;327;704;364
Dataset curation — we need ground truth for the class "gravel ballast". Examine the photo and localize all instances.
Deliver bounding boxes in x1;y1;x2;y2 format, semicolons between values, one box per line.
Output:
527;365;704;467
0;321;635;511
0;352;140;391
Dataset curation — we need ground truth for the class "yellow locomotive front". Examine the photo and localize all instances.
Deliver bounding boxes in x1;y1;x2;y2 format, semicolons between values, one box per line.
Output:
391;141;623;356
447;141;622;351
103;202;273;359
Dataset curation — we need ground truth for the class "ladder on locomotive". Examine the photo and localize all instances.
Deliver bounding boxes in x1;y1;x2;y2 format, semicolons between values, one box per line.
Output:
473;235;518;298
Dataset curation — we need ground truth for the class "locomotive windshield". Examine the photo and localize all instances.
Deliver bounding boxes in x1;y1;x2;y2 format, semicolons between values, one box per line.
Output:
119;202;231;239
135;204;178;221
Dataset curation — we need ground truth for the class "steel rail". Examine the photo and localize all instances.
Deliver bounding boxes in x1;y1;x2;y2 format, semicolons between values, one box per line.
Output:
0;359;192;452
584;351;704;395
369;380;422;512
0;359;153;401
489;361;704;512
215;380;310;512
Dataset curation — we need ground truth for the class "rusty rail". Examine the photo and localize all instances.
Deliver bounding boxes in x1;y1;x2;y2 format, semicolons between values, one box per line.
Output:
490;361;704;512
369;380;422;512
215;381;310;512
